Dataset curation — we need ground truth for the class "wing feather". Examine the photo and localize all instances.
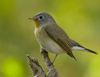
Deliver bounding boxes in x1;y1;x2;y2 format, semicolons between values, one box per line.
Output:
44;24;76;60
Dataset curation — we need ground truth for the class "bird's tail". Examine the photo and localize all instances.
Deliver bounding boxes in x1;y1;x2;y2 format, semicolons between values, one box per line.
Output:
84;47;98;55
71;40;98;55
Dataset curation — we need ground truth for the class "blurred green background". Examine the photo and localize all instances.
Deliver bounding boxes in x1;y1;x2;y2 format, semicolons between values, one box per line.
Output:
0;0;100;77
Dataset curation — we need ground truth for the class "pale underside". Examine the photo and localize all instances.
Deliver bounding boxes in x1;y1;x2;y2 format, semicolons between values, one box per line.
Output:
35;27;84;54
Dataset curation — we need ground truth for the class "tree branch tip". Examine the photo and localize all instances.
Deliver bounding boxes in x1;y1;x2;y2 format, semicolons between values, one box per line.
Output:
26;55;38;64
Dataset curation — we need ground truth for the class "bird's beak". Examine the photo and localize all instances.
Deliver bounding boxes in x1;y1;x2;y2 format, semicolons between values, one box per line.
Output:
28;17;33;20
28;17;40;28
28;17;37;21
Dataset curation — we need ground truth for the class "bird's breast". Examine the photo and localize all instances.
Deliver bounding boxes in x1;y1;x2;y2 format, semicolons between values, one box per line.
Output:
34;27;64;54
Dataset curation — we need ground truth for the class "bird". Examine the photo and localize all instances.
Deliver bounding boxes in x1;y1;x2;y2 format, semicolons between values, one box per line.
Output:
29;12;97;61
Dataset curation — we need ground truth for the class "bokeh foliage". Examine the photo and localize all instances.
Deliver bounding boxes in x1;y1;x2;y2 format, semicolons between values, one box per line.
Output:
0;0;100;77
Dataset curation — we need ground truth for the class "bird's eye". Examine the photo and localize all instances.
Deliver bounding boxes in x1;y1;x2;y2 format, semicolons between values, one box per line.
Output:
39;15;43;20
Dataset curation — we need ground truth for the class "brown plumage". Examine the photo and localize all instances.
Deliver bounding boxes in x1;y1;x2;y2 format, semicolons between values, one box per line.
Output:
30;12;97;61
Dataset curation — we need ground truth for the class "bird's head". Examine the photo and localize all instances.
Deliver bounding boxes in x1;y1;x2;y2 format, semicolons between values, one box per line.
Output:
29;12;55;28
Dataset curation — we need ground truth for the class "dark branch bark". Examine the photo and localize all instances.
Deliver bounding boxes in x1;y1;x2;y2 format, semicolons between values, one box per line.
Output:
27;50;58;77
41;49;58;77
27;55;46;77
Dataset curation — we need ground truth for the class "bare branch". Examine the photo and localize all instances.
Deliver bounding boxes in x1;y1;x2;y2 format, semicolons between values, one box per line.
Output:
27;55;46;77
27;49;58;77
41;49;58;77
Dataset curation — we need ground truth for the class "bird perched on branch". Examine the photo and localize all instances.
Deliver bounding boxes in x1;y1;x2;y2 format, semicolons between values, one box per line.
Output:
29;12;97;61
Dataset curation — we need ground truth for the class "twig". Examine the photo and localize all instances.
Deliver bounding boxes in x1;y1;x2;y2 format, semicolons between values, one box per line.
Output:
27;50;58;77
27;55;46;77
41;49;58;77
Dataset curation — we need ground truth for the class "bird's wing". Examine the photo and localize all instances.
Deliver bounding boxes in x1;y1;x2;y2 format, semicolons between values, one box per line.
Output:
44;24;76;60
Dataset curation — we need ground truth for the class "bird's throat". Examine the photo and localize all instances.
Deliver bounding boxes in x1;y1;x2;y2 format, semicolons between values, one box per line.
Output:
34;20;40;28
